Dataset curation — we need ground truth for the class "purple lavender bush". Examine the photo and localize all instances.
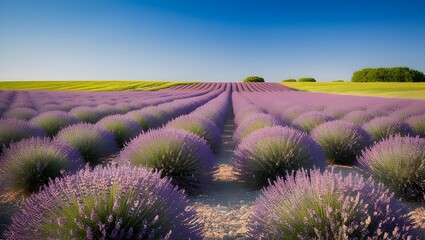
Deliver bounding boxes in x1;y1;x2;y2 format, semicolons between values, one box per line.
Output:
31;110;80;137
69;106;103;123
2;107;38;120
0;118;47;152
125;110;158;131
292;111;334;133
363;116;414;141
358;135;425;201
232;126;325;187
248;168;417;239
4;165;203;240
96;115;142;148
311;120;371;165
233;113;282;143
406;114;425;137
166;115;222;153
0;138;83;201
234;105;265;125
56;123;119;166
118;128;215;195
342;110;374;125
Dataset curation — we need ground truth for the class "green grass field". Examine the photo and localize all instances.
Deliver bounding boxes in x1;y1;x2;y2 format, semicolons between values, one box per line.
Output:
0;81;195;91
282;82;425;99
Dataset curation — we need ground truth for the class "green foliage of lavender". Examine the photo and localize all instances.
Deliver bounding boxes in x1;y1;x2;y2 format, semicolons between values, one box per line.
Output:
31;110;80;137
69;106;103;123
125;110;158;131
311;120;371;165
0;137;83;201
166;115;222;154
248;168;417;239
292;111;334;133
96;115;142;148
2;107;38;121
4;165;203;239
406;114;425;137
55;123;119;166
118;128;215;195
0;118;47;153
232;126;325;188
362;116;414;141
233;113;282;143
358;135;425;201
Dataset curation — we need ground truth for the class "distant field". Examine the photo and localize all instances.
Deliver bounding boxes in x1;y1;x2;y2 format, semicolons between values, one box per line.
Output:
0;81;195;91
282;82;425;99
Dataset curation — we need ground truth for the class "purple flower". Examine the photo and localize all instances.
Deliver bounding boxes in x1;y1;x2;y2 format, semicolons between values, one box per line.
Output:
248;168;417;239
406;113;425;137
69;106;103;123
4;165;203;240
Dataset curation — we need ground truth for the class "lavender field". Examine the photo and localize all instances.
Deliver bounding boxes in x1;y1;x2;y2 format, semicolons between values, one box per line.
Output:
0;82;424;239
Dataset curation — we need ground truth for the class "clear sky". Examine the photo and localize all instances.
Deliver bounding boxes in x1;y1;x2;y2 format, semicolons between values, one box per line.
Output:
1;0;425;82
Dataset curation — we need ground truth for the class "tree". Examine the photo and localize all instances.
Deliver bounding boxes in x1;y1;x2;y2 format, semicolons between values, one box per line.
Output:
243;76;265;82
351;67;425;82
298;77;316;82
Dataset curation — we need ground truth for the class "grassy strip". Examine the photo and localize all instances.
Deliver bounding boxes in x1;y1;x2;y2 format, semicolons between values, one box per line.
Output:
282;82;425;99
0;81;196;91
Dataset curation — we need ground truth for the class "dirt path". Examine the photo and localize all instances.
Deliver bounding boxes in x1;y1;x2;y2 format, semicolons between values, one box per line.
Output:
190;114;259;240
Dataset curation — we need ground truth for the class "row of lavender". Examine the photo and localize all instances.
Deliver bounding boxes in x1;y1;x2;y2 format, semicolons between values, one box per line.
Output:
1;89;231;239
230;91;424;238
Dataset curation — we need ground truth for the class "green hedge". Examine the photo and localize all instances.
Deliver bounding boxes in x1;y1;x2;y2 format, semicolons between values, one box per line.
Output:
282;79;297;82
352;67;425;82
243;76;265;82
298;78;316;82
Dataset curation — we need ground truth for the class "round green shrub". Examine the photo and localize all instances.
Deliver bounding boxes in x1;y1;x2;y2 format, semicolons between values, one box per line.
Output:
282;79;296;82
243;76;265;82
351;67;425;82
298;77;316;82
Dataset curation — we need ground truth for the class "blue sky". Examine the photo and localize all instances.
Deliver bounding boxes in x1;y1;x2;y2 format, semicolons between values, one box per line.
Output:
1;0;425;82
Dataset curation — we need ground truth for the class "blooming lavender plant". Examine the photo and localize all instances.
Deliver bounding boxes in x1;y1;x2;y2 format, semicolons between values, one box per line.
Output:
96;115;142;148
166;115;222;154
362;116;415;141
292;111;334;133
118;128;215;195
233;113;283;143
248;168;417;239
311;120;371;165
31;110;80;137
342;110;375;125
0;137;83;201
232;126;325;187
125;110;159;131
2;107;38;121
55;123;119;166
0;118;47;153
4;165;203;240
69;106;103;123
406;114;425;137
358;135;425;201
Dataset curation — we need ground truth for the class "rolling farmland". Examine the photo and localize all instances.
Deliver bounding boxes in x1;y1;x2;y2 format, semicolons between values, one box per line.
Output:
0;82;424;239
